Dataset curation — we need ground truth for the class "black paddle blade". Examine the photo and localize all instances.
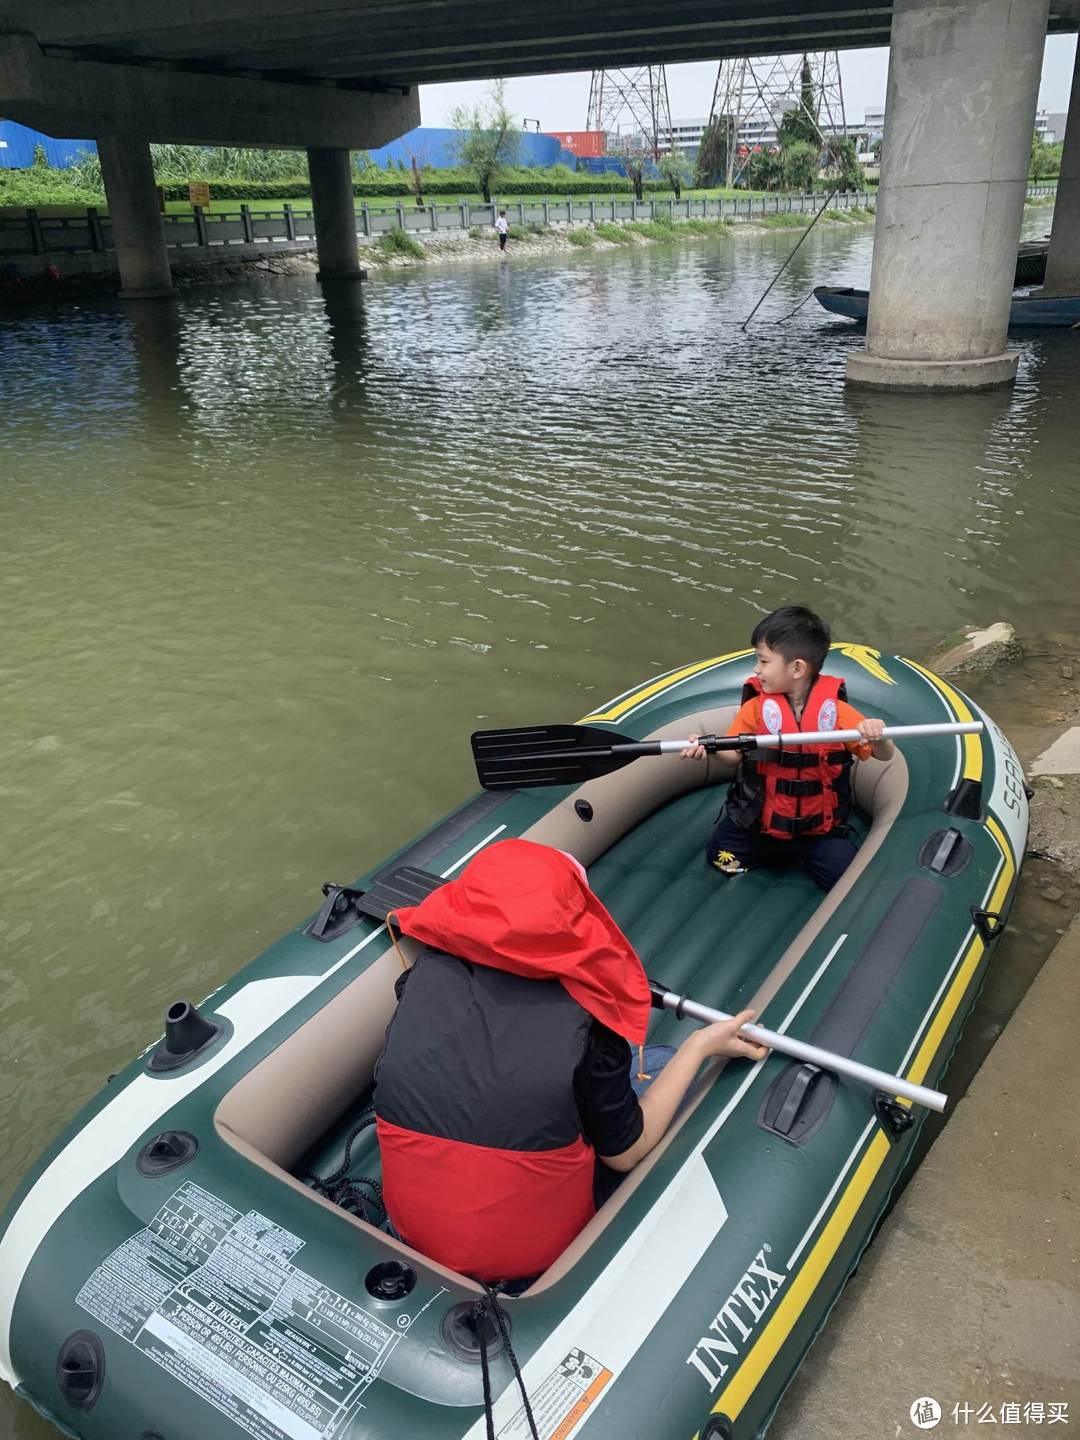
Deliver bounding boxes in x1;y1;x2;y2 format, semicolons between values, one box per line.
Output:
471;723;640;791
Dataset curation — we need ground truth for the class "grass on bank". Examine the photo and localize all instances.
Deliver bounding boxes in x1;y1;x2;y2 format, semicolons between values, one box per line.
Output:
373;228;426;261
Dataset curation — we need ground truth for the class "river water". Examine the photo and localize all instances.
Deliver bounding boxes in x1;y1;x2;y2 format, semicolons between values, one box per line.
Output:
1;212;1077;1436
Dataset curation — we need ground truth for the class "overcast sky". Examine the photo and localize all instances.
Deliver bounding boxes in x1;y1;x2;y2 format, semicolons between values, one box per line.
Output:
419;35;1078;132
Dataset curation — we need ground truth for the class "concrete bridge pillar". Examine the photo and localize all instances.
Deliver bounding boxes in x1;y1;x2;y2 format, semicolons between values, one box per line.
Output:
307;147;363;283
97;135;175;299
847;0;1049;391
1042;40;1080;296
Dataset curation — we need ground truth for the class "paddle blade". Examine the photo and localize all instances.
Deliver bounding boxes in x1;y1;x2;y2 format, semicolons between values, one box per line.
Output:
471;723;638;791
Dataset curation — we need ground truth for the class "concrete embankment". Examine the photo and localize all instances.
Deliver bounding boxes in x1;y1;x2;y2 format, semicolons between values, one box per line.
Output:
0;208;877;294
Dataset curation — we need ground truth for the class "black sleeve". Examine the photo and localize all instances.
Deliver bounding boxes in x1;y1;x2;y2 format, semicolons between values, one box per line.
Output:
573;1022;644;1157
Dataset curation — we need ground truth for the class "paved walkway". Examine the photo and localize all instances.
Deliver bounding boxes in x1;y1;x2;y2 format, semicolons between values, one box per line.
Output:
768;916;1080;1438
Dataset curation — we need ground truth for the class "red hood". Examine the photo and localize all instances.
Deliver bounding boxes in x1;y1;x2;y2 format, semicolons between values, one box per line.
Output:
393;838;651;1045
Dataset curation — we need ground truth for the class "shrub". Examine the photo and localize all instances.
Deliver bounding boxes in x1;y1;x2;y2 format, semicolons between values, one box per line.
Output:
565;228;594;247
525;220;549;235
593;221;633;244
624;220;678;242
759;213;809;228
375;228;426;260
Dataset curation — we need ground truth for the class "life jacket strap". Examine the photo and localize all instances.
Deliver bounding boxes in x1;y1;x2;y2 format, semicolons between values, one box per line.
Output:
773;777;825;798
767;812;834;837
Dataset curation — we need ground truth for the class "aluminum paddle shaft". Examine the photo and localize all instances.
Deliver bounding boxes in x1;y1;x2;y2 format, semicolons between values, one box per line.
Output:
656;720;983;753
654;987;947;1113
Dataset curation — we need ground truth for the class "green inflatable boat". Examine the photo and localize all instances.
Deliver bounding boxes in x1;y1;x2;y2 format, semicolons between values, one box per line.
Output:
0;645;1028;1440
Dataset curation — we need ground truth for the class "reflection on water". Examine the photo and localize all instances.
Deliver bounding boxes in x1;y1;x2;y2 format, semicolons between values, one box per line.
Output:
0;214;1077;1435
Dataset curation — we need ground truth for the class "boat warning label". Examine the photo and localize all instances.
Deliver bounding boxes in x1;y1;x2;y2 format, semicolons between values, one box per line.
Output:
497;1348;613;1440
76;1181;399;1440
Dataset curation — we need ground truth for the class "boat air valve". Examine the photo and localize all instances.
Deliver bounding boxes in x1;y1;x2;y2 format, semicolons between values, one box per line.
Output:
441;1301;507;1362
365;1261;417;1303
136;1130;200;1176
56;1331;105;1410
146;1000;221;1073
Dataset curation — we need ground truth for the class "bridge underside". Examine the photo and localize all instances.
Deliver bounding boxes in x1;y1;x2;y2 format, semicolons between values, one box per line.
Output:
3;0;1079;90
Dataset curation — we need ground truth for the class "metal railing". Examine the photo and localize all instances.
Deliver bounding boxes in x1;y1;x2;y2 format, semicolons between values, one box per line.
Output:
0;186;1057;265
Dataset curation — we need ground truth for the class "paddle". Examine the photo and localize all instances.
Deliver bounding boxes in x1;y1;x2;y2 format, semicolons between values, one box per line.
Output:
649;982;947;1113
471;720;983;791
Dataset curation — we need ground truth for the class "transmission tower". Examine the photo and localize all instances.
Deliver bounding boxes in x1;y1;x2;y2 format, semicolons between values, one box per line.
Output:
586;66;673;158
708;52;847;186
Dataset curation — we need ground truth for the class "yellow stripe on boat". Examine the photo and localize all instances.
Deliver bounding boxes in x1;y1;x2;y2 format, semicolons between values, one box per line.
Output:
580;650;752;724
829;642;897;685
711;822;1012;1427
900;657;983;780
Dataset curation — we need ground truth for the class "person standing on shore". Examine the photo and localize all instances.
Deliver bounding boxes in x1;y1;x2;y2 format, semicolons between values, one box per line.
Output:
495;209;509;252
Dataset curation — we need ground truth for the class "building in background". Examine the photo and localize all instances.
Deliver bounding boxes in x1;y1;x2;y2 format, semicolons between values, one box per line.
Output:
1036;108;1069;141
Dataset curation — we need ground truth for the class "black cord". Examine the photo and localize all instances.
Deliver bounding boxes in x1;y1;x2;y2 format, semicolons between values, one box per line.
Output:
475;1284;540;1440
306;1111;387;1227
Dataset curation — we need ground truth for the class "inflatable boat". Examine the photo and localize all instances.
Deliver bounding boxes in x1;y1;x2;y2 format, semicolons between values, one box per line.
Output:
0;645;1028;1440
814;283;1080;328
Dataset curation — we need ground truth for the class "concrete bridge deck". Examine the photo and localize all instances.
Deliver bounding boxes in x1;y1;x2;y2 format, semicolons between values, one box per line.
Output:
5;1;1075;91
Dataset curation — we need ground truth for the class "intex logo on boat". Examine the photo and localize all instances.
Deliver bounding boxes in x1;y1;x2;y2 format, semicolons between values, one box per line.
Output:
685;1245;786;1391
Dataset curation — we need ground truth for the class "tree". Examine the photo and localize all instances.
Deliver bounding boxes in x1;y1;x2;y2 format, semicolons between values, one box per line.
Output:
695;116;732;189
778;59;822;148
409;157;425;207
743;147;783;191
826;136;863;191
623;154;647;202
450;79;521;203
780;140;819;193
658;150;692;200
32;142;49;169
1030;135;1062;182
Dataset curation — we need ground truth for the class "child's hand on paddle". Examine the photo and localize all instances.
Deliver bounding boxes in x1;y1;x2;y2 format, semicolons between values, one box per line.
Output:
681;733;708;760
857;718;886;743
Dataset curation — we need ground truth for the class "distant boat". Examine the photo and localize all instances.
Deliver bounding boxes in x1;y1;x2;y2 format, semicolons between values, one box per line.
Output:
814;285;1080;329
1015;240;1049;286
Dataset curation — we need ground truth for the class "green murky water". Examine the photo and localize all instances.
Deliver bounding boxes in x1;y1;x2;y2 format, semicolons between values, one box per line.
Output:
1;211;1077;1437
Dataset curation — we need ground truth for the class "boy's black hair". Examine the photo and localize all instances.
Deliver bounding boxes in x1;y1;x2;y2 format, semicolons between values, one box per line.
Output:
751;605;831;675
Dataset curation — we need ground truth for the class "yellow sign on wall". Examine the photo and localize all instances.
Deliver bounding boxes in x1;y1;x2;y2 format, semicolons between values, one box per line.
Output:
188;182;211;208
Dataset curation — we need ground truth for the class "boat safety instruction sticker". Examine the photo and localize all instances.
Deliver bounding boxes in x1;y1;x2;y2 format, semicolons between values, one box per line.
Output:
76;1181;399;1440
497;1349;613;1440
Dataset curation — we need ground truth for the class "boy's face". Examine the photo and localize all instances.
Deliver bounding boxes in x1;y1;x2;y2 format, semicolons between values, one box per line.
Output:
753;642;808;695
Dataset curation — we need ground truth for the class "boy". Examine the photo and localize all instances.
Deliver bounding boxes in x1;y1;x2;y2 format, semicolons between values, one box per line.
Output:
495;209;509;251
682;605;893;891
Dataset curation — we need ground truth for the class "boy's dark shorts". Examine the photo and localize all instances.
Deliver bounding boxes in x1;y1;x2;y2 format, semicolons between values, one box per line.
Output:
706;813;856;892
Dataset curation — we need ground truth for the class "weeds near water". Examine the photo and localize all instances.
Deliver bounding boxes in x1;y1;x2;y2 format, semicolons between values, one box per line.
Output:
759;213;809;229
566;228;594;247
594;221;634;244
375;228;426;260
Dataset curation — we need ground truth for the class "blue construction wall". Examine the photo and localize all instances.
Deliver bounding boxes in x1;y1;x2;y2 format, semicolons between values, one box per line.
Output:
366;127;580;171
0;120;95;169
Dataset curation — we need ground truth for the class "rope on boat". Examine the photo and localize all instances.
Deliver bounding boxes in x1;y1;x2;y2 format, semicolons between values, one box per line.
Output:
474;1283;540;1440
306;1109;388;1228
774;287;820;323
741;186;840;331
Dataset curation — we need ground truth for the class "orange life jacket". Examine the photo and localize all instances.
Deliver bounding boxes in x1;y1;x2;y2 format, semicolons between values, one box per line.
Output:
725;674;854;839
